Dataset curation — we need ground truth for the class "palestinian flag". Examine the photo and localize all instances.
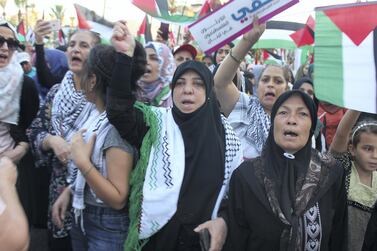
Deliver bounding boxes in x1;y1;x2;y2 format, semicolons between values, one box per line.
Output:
74;4;92;29
290;15;315;47
136;15;153;46
315;2;377;113
74;4;113;44
17;20;26;41
58;29;66;46
132;0;209;24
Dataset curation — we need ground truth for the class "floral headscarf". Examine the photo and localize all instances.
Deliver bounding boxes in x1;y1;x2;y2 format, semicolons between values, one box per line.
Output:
135;42;175;107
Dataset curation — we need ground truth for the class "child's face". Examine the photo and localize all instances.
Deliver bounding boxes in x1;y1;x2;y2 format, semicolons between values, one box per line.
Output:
351;132;377;173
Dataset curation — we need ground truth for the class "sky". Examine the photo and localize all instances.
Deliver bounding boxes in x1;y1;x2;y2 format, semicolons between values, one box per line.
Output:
3;0;361;24
1;0;363;35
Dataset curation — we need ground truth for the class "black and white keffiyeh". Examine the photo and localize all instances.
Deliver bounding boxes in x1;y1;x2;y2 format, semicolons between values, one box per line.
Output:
51;71;95;184
139;109;241;239
51;71;90;137
229;93;271;158
71;111;112;230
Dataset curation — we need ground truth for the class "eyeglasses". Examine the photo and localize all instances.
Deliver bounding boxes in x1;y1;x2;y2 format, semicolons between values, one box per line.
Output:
0;35;21;51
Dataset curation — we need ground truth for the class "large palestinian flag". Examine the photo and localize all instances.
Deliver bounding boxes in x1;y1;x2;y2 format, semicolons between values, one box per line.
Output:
315;2;377;113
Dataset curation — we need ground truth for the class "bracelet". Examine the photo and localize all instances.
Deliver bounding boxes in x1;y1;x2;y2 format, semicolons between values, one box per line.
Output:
229;49;242;64
82;165;93;178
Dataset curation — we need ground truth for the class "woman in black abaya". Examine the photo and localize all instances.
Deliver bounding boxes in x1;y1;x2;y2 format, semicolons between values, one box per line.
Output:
225;90;347;251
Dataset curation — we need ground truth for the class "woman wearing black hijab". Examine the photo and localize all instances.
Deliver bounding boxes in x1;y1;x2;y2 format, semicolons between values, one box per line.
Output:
107;21;242;251
224;90;347;251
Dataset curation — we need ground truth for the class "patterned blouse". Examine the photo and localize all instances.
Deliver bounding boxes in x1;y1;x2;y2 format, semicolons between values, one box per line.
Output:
28;84;72;238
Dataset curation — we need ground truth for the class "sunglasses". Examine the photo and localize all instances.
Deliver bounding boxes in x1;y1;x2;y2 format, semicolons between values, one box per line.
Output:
0;35;21;51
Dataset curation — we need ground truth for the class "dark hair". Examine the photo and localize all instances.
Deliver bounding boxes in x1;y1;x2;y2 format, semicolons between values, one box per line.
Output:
257;64;290;86
351;120;377;147
69;29;101;45
292;77;318;111
284;65;295;84
81;44;116;102
81;42;146;101
243;71;254;80
202;55;213;62
213;43;233;65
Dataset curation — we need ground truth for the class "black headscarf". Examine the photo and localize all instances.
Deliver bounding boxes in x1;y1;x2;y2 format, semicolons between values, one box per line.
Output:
261;90;317;250
172;60;225;199
292;77;319;110
149;61;225;249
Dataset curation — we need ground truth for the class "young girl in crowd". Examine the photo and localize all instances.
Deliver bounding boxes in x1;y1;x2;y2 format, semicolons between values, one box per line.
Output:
51;44;144;251
107;21;242;251
28;29;101;251
330;110;377;251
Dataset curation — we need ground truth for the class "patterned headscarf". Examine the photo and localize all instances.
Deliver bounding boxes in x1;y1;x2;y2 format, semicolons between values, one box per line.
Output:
135;42;175;107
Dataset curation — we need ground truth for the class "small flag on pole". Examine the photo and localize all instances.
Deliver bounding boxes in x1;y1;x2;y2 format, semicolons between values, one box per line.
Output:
74;4;92;29
136;15;153;46
58;29;66;46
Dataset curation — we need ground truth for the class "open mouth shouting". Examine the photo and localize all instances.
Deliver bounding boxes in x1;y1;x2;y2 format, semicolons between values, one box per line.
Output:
283;130;299;138
0;53;9;62
70;55;82;65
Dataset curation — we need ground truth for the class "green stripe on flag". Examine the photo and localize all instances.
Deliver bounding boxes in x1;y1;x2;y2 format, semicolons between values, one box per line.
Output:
315;11;344;106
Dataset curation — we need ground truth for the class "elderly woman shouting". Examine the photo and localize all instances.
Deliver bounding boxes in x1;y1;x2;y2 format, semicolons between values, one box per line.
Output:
224;90;347;251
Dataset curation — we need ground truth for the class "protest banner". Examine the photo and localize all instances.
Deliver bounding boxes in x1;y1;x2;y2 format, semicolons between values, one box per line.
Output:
188;0;299;55
315;2;377;113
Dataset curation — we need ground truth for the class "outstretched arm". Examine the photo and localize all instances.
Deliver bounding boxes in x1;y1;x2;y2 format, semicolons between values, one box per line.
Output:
214;17;265;116
107;21;148;149
330;110;361;153
34;20;63;89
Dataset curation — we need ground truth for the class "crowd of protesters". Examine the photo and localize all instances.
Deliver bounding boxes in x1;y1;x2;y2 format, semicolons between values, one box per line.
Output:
1;13;377;251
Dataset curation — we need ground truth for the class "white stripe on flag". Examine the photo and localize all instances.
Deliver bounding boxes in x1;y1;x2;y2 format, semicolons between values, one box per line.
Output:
343;32;376;113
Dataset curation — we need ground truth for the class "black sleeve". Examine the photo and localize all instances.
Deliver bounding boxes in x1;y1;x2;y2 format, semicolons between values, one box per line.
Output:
329;168;348;251
223;169;250;251
106;52;148;150
35;44;60;89
362;208;377;251
10;76;40;143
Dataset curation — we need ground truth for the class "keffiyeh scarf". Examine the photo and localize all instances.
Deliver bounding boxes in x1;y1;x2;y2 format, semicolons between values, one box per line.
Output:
71;110;112;231
246;96;271;154
51;71;95;184
125;103;242;250
0;52;23;124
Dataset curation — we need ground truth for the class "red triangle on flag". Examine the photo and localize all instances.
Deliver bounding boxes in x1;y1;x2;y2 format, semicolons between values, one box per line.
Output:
290;27;314;47
74;4;92;29
137;16;147;36
198;0;211;18
132;0;159;16
17;20;26;36
306;15;315;31
324;4;377;46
